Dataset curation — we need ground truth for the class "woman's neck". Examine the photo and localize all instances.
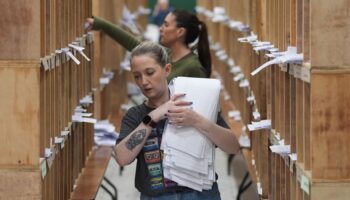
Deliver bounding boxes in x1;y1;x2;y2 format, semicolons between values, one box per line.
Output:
170;43;191;63
146;89;170;108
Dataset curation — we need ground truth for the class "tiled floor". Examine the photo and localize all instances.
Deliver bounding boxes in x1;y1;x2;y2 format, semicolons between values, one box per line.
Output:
96;149;259;200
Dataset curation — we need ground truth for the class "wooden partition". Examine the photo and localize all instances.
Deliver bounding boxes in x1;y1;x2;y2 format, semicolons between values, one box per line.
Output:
197;0;350;199
0;0;147;199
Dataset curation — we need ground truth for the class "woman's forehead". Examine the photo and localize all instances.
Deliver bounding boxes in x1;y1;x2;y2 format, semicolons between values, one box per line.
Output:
165;13;176;23
131;55;161;70
132;54;157;63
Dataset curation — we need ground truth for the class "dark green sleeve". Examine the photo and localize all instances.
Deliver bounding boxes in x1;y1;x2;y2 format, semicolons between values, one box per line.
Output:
92;16;141;51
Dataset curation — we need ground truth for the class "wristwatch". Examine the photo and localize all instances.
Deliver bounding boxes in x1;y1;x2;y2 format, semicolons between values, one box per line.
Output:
142;115;157;128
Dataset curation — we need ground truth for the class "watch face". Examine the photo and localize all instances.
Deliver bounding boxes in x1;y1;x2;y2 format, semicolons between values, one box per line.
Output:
143;115;157;128
143;115;152;124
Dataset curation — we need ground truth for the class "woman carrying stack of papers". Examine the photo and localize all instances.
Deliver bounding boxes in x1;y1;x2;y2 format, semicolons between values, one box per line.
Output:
114;41;240;200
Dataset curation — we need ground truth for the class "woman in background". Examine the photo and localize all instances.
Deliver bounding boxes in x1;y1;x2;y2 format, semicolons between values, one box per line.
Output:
151;0;172;27
86;9;212;81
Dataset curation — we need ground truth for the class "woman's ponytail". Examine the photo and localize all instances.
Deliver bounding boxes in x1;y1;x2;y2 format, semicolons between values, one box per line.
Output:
197;21;211;77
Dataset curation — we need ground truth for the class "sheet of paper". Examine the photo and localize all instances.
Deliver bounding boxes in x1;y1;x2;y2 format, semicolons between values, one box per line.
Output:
230;66;241;74
233;73;244;82
80;95;93;104
40;158;47;179
301;67;310;83
69;44;91;61
41;57;49;71
247;95;255;103
227;58;235;67
74;112;92;117
269;144;291;155
301;175;310;195
254;44;274;51
239;79;249;88
251;41;271;47
228;110;240;118
61;131;70;137
75;106;87;113
251;57;280;76
238;35;257;43
248;119;271;131
289;153;297;161
239;134;251;148
253;111;261;120
62;48;80;65
251;46;302;76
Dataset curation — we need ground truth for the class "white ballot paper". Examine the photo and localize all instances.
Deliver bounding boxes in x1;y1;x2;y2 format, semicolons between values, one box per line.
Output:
161;77;221;191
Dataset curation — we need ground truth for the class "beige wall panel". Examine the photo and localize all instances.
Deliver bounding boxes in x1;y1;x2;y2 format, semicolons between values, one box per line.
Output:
0;170;41;199
0;62;40;167
0;1;41;60
310;0;350;67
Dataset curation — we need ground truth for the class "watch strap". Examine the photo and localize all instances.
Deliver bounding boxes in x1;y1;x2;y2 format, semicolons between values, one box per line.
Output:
142;115;157;128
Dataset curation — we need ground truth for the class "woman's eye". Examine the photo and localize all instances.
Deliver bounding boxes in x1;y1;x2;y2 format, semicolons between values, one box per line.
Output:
146;69;155;76
147;71;154;76
134;75;140;80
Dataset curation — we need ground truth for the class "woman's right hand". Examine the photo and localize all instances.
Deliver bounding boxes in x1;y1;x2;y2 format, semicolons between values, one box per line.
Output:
149;93;190;122
85;18;94;30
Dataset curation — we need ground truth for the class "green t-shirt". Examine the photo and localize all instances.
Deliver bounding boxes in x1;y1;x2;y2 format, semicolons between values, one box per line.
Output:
92;16;207;82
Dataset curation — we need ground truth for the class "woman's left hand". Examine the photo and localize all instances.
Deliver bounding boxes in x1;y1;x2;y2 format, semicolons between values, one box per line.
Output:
166;104;201;127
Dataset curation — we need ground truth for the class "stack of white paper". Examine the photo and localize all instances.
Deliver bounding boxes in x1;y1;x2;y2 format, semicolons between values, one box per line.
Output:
161;77;221;191
94;120;119;146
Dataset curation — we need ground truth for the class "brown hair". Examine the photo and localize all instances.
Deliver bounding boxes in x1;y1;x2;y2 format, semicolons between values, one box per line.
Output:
130;41;170;67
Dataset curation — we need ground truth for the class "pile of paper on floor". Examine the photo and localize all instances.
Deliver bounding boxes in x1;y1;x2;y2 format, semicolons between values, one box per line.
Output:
94;120;119;146
161;77;221;191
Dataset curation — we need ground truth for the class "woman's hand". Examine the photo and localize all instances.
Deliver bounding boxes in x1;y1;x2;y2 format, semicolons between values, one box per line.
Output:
165;96;201;127
85;18;94;30
167;106;199;127
149;93;191;122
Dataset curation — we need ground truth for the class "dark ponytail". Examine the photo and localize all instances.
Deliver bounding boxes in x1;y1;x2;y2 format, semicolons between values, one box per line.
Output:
197;21;211;77
171;10;211;77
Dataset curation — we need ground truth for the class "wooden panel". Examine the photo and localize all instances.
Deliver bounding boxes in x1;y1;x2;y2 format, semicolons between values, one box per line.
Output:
242;149;258;183
296;0;303;53
71;146;113;200
302;0;310;62
311;182;350;200
279;69;285;139
310;0;350;67
284;0;291;47
304;82;311;170
290;172;297;200
296;78;304;163
0;62;40;167
284;72;291;145
279;156;286;200
205;1;350;199
285;166;291;200
290;0;297;46
258;0;267;40
311;69;350;179
274;66;280;133
0;170;41;199
290;74;297;153
0;1;41;60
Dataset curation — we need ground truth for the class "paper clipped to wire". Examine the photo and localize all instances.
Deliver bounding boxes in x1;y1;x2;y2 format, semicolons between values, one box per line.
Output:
251;46;303;76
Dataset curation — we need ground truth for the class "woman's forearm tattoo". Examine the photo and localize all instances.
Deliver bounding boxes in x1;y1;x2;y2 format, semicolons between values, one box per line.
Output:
126;129;147;150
